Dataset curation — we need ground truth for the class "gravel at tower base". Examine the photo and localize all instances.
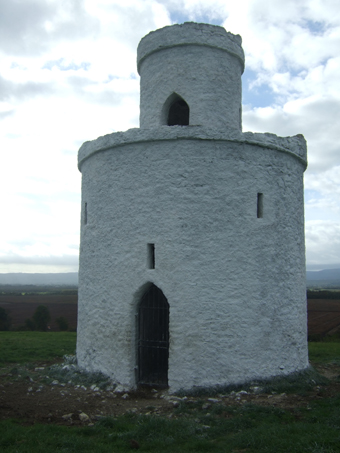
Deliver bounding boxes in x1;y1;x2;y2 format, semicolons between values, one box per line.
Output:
77;22;308;393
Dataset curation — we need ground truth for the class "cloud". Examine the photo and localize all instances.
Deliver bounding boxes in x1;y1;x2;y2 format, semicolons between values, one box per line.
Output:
0;252;79;273
305;166;340;196
42;59;91;71
92;0;171;47
223;0;340;73
305;220;340;267
0;110;15;120
0;253;78;266
243;95;340;174
65;74;138;107
158;0;229;22
0;0;99;56
0;74;56;101
0;0;339;273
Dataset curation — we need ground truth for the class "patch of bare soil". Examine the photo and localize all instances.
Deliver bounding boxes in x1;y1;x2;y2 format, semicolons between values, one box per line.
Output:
1;361;340;426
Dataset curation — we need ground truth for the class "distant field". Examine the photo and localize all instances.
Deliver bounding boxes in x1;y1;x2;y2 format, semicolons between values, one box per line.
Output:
307;298;340;338
0;293;77;331
1;291;340;337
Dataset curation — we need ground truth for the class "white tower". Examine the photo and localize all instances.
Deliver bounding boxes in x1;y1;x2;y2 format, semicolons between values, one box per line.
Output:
77;23;308;392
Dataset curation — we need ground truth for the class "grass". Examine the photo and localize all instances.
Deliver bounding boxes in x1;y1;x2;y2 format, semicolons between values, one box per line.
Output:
1;334;340;451
175;366;328;398
309;340;340;365
1;331;338;369
0;331;76;365
1;400;340;452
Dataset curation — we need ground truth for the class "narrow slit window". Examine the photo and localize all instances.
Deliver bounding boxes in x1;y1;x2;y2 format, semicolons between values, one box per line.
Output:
84;202;88;225
147;243;155;269
257;193;263;218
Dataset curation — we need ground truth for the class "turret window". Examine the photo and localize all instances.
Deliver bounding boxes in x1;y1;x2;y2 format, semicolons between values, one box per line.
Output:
168;99;189;126
84;202;88;225
257;193;263;218
147;243;155;269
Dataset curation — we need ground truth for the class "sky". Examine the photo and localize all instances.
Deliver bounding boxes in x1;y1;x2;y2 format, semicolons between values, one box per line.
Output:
0;0;339;273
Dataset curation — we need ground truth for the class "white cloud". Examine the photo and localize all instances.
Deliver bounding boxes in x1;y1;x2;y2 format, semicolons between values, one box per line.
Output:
243;95;340;173
0;0;339;272
223;0;340;72
305;220;340;267
0;0;99;56
305;166;340;196
158;0;228;22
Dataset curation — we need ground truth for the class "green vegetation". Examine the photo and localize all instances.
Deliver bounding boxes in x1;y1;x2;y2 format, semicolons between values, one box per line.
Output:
22;305;52;332
0;285;78;296
23;318;36;331
0;331;76;365
309;340;340;364
175;366;328;398
45;354;113;389
0;286;78;295
1;397;340;452
0;334;340;452
32;305;51;331
307;289;340;299
56;316;69;331
0;307;11;331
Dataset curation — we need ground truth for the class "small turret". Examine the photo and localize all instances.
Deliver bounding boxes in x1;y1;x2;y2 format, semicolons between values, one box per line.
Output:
137;22;245;130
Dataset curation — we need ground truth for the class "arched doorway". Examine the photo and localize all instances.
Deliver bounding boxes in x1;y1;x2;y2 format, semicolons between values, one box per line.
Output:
137;284;169;387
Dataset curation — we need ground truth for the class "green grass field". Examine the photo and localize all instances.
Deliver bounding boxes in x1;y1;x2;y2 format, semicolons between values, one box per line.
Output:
0;333;340;452
309;340;340;364
0;331;76;365
1;402;339;453
1;331;339;367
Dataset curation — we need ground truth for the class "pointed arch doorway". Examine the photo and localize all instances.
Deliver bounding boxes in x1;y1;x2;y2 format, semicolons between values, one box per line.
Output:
137;284;169;387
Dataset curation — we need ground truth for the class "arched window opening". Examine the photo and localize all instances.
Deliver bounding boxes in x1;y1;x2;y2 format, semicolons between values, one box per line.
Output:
137;283;169;387
167;98;189;126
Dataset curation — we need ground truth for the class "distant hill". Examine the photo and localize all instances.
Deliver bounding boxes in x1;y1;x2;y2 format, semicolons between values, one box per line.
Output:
306;268;340;288
0;273;78;286
0;269;339;289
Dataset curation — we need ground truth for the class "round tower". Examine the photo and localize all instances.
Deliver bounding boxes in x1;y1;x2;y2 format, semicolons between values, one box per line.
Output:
77;23;308;393
138;22;244;130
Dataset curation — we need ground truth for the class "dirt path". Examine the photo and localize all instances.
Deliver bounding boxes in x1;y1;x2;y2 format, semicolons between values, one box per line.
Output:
1;362;339;426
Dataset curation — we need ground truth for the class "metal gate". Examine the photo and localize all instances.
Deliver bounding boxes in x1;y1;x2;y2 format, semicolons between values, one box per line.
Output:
137;284;169;387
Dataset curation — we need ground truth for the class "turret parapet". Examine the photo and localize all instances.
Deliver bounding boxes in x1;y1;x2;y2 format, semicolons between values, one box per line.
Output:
78;127;307;171
137;22;245;73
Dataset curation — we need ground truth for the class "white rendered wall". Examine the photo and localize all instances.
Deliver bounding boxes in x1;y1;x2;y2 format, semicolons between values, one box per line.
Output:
138;23;244;130
77;127;308;392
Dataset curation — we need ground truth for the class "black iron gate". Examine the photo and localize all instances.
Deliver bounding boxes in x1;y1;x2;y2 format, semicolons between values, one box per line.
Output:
137;284;169;387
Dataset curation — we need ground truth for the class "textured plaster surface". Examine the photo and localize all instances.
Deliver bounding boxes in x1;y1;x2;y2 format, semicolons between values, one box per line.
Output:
137;22;244;70
78;127;307;170
137;23;244;130
77;23;308;393
77;135;308;392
